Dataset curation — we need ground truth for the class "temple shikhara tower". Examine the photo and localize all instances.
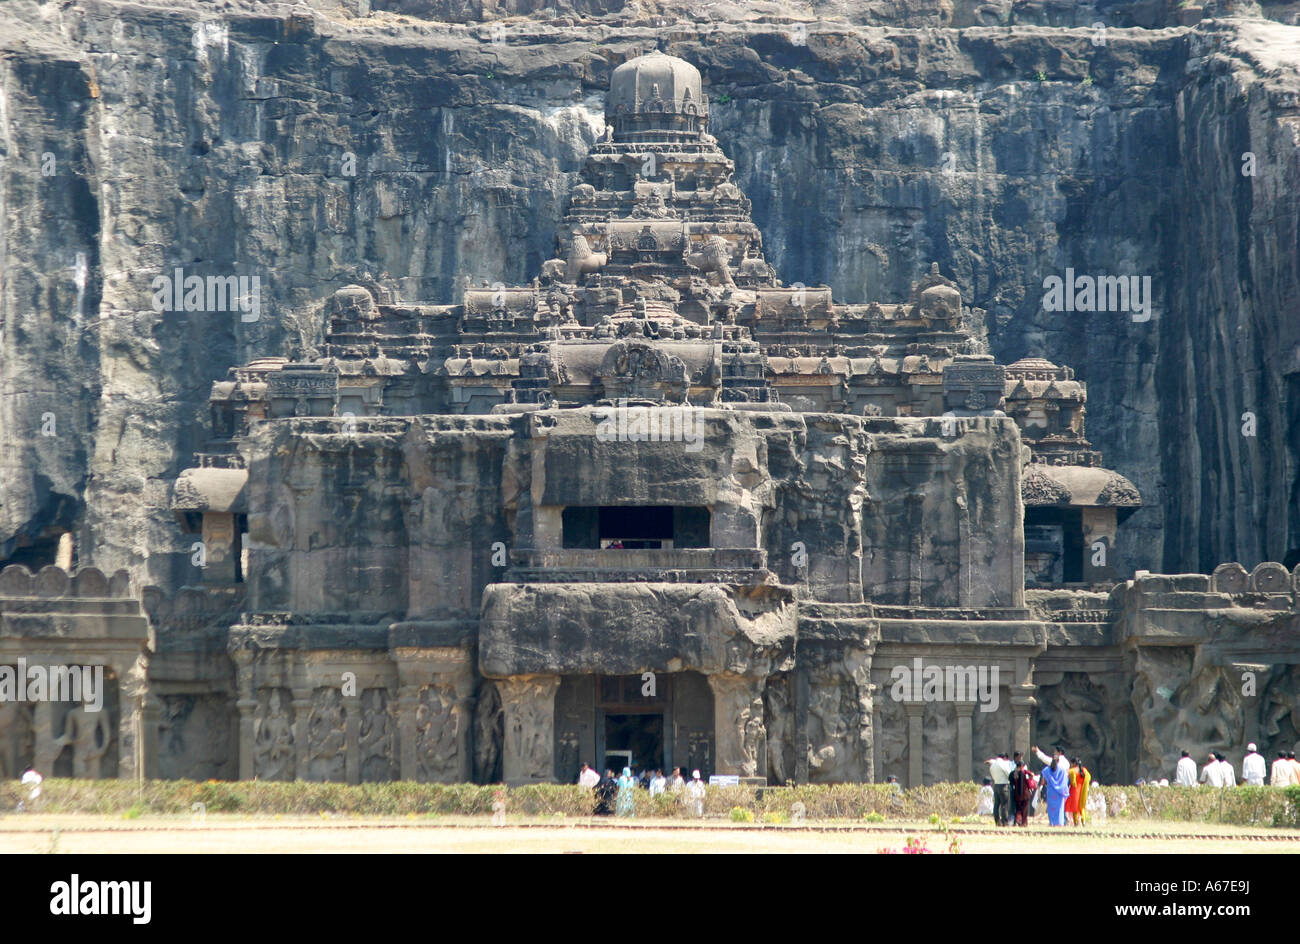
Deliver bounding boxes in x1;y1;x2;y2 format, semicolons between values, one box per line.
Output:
4;52;1298;789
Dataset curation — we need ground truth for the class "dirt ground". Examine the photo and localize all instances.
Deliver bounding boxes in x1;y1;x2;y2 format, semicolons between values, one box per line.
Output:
2;815;1298;853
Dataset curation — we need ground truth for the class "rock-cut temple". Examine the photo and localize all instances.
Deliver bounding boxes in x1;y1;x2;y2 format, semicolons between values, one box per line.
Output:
3;53;1299;788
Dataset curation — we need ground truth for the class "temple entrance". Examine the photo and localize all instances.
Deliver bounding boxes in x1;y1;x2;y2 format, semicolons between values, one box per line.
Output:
603;713;663;773
553;671;715;782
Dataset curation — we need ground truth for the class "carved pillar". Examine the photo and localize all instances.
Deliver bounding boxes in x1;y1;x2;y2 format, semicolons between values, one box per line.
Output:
117;656;149;780
1012;657;1037;757
1011;694;1035;758
905;702;924;787
498;675;560;785
955;702;975;783
344;694;362;785
396;685;421;781
291;688;313;782
707;673;766;779
233;652;257;780
1233;662;1268;749
32;698;57;774
452;683;475;784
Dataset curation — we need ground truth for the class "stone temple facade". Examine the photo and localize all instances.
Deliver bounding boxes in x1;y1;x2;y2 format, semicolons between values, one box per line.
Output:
3;52;1299;788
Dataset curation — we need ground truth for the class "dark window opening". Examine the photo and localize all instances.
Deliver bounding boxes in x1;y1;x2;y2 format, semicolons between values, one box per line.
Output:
1024;507;1084;584
0;534;61;571
604;714;664;774
562;506;710;549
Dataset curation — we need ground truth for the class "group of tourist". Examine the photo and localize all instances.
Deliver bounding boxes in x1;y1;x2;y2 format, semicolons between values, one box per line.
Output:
982;746;1092;827
1168;744;1300;787
577;763;707;816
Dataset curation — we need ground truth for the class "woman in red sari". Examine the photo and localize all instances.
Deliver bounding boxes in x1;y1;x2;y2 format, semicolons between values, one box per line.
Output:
1065;756;1091;825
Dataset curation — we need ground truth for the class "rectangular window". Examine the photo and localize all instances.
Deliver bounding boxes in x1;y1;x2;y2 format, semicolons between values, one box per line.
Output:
561;506;710;549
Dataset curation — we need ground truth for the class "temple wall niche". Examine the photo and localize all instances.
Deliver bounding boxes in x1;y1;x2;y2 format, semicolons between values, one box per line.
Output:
158;694;235;780
1032;672;1123;784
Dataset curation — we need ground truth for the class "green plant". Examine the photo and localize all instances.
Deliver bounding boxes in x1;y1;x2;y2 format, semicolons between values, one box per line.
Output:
862;811;885;822
730;806;755;823
762;810;787;824
1035;70;1047;82
717;93;732;104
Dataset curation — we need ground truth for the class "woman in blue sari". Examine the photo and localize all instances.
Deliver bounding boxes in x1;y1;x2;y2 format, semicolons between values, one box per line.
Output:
1039;754;1070;826
616;767;636;817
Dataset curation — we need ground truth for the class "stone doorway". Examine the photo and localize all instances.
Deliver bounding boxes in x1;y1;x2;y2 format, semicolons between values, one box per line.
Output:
603;713;663;773
553;671;715;782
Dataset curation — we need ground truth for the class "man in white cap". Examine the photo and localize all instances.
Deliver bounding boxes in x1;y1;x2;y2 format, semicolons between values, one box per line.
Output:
1241;743;1266;786
685;769;706;817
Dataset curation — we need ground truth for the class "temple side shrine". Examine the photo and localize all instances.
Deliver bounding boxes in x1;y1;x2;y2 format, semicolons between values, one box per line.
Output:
6;54;1299;789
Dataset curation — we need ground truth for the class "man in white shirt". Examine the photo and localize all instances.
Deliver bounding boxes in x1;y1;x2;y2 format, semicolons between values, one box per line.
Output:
1175;750;1198;786
1216;752;1236;786
1269;751;1295;786
1199;752;1222;787
669;767;686;794
685;769;706;817
578;762;601;789
1034;745;1070;779
985;752;1014;826
1241;743;1266;786
649;769;667;797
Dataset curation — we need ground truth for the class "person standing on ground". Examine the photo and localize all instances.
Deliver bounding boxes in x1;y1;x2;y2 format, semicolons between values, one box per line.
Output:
1242;744;1266;786
1035;746;1070;826
1067;757;1091;826
649;769;666;797
1008;755;1033;827
1199;752;1221;787
669;767;686;794
1216;752;1236;786
985;751;1013;827
1175;750;1198;787
595;769;618;815
685;769;706;817
616;766;637;817
1270;751;1291;786
977;777;995;817
578;762;601;789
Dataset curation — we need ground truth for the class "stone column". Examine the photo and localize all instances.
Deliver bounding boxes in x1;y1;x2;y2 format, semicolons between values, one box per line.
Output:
32;698;58;774
344;694;362;785
955;702;975;783
707;673;766;779
291;687;313;782
231;650;258;780
1011;656;1037;757
905;702;924;787
396;684;421;781
498;675;560;785
452;686;475;784
117;655;149;780
1011;694;1035;758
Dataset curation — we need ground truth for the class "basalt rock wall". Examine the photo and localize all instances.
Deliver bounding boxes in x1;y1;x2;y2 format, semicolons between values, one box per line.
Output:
0;1;1297;591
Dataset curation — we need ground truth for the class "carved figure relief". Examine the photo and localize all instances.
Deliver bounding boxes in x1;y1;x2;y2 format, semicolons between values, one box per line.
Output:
307;687;347;782
359;688;397;782
416;685;460;783
253;688;295;781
